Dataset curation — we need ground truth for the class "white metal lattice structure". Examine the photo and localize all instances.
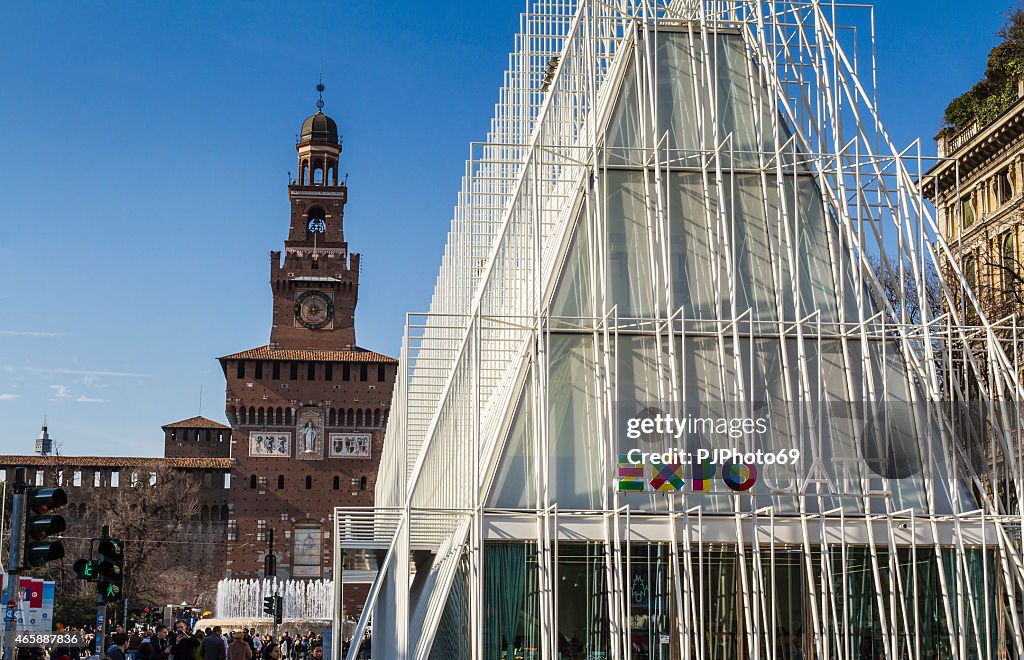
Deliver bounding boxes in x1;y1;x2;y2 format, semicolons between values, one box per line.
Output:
333;2;1024;659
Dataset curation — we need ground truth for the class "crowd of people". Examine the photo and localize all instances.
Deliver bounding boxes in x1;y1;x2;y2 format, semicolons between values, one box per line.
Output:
31;621;371;660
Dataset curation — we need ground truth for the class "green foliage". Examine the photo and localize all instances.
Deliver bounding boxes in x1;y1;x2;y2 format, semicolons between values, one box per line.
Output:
944;6;1024;130
54;592;98;629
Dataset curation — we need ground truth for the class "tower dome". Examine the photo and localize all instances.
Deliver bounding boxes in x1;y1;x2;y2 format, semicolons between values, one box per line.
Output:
299;111;338;144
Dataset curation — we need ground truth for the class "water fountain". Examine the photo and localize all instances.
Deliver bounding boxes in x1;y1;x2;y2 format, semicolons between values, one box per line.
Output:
213;578;335;624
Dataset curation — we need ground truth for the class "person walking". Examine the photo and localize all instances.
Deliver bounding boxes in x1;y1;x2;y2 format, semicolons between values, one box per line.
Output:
107;634;131;660
261;643;280;660
227;633;251;660
147;625;171;660
201;627;225;660
170;621;199;660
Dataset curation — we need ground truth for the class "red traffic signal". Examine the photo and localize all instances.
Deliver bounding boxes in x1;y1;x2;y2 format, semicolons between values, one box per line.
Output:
27;487;67;514
23;486;67;568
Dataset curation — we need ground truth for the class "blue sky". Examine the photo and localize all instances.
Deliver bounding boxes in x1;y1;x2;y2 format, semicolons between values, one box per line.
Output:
0;1;1014;456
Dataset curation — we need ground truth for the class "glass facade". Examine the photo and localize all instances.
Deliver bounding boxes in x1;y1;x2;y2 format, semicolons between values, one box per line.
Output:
347;4;1024;659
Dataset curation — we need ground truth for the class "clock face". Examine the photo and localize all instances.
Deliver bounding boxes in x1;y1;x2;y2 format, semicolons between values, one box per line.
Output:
295;291;333;330
308;218;326;234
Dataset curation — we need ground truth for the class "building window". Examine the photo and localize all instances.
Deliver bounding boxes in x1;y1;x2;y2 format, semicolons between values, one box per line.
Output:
963;195;976;228
255;362;263;379
72;470;81;487
1004;231;1019;298
110;471;119;488
227;520;238;541
272;362;280;379
325;363;333;381
256;520;267;542
277;475;285;490
333;476;340;490
290;363;298;380
343;363;351;381
305;476;312;490
150;472;157;486
998;169;1014;206
171;430;176;441
35;470;44;486
250;474;257;489
223;473;231;489
237;361;246;378
360;476;367;490
131;471;140;487
360;364;368;381
258;476;268;490
308;363;316;380
378;364;386;381
94;471;102;487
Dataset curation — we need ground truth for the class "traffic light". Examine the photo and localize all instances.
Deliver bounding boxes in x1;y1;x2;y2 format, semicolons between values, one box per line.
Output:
73;558;99;581
262;594;282;623
23;487;67;567
96;538;124;603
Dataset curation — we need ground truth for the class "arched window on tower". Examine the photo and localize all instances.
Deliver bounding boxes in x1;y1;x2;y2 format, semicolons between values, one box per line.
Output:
305;475;312;490
333;476;339;490
360;476;367;490
278;475;285;490
306;207;326;240
250;475;257;489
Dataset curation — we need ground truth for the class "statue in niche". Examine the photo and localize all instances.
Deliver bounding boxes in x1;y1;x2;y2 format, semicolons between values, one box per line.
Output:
303;421;317;453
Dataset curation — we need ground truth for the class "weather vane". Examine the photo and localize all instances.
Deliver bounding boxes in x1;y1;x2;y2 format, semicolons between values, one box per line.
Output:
316;62;325;112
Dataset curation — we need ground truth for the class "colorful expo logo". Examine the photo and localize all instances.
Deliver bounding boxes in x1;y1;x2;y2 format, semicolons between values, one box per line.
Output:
616;447;799;493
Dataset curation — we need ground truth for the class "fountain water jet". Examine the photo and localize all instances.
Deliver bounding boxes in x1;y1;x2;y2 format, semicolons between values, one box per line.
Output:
215;578;334;621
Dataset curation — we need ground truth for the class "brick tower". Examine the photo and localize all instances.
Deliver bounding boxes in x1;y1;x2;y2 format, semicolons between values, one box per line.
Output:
219;86;396;593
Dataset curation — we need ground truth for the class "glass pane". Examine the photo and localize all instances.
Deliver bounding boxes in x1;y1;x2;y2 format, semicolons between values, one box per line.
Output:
558;543;610;657
430;552;471;660
484;543;541;659
549;335;604;509
487;385;536;509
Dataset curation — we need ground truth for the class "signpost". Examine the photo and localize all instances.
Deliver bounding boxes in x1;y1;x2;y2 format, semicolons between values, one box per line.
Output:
2;468;27;660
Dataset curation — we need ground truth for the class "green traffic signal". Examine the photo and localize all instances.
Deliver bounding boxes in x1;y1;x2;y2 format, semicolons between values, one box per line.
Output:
96;537;125;603
73;558;98;581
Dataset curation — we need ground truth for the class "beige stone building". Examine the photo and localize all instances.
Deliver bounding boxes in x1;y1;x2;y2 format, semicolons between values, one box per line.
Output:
925;82;1024;323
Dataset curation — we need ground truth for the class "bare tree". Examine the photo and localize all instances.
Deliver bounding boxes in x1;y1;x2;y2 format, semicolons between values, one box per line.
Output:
867;255;944;326
82;463;202;607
